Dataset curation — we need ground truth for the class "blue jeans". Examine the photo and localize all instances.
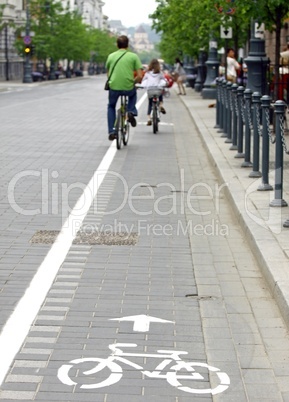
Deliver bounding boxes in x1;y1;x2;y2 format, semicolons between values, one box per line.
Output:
147;94;163;115
107;88;138;134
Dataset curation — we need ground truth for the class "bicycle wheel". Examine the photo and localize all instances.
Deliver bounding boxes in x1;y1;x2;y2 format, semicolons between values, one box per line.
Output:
152;103;158;134
123;117;129;146
166;361;230;395
58;357;123;389
116;109;122;149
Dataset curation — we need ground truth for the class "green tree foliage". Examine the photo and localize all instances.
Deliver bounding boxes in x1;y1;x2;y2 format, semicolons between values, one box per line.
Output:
30;0;63;60
151;0;289;70
234;0;289;98
247;3;288;54
87;28;117;64
14;0;117;66
150;0;248;62
51;10;92;62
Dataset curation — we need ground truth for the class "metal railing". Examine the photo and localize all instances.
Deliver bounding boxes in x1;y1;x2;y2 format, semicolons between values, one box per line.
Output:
215;77;289;227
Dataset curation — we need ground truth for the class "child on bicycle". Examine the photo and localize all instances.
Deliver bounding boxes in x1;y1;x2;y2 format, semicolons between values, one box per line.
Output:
141;59;167;126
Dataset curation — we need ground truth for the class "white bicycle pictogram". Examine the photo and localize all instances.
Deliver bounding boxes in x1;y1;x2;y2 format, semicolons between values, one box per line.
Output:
58;343;230;395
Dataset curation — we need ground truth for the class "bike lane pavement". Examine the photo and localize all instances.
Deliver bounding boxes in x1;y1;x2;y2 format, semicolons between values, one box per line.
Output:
0;81;288;401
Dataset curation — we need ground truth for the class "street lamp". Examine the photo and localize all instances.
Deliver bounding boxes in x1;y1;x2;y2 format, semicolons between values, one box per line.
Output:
23;0;32;83
194;50;207;92
45;1;56;80
244;9;269;95
202;38;219;99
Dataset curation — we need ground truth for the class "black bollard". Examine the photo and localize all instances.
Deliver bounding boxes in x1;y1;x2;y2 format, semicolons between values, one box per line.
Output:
215;78;222;129
258;96;273;191
225;82;233;143
217;80;224;133
230;84;238;150
241;89;253;167
221;80;228;138
235;86;245;158
269;100;288;207
249;92;262;177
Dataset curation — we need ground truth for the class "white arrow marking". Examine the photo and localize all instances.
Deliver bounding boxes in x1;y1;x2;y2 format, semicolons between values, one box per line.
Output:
110;315;174;332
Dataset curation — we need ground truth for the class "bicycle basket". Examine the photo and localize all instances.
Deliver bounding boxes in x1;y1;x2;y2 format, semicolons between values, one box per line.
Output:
147;87;163;98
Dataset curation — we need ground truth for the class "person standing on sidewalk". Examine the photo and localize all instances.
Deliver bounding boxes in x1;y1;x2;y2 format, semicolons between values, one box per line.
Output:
105;35;143;141
173;57;187;95
226;48;240;83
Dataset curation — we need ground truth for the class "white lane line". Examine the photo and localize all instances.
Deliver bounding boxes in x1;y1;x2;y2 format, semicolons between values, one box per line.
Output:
0;91;147;386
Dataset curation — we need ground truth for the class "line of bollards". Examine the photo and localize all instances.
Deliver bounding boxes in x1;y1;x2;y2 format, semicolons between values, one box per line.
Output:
215;78;289;227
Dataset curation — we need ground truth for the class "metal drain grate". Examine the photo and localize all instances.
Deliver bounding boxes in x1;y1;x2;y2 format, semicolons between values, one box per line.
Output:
30;230;138;246
74;231;138;245
30;230;60;244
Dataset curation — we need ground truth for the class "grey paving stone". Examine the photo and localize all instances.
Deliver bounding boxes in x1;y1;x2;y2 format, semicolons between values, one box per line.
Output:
1;82;289;402
0;390;36;400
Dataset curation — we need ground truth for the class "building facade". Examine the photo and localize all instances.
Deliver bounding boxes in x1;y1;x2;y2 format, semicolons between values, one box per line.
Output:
74;0;106;29
132;25;154;53
0;0;26;80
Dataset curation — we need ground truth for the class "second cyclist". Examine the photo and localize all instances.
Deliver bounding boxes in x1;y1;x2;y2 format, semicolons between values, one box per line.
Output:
141;59;167;126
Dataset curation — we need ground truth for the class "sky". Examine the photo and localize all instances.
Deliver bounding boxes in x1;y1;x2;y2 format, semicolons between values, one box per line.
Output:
102;0;158;28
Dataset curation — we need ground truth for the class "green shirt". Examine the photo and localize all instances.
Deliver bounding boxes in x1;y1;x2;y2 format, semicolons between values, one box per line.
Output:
106;49;142;91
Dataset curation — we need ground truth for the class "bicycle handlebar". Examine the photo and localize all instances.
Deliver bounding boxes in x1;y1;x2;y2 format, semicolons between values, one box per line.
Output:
135;84;168;89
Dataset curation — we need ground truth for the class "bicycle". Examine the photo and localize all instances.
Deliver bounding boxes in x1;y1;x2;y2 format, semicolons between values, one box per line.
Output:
114;95;129;150
58;342;230;395
147;86;164;134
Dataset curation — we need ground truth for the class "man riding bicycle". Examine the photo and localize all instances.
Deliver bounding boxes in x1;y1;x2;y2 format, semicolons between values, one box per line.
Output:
105;35;143;141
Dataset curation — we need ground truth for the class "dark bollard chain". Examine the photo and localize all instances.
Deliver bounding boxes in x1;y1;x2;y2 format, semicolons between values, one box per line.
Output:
280;114;289;154
241;89;253;168
245;96;253;130
265;106;276;144
233;89;239;117
230;84;239;150
258;95;273;191
249;92;262;178
240;95;246;123
269;100;288;207
255;102;262;137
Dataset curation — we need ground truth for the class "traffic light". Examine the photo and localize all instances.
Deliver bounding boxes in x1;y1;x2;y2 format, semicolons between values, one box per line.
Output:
24;45;31;55
23;44;35;57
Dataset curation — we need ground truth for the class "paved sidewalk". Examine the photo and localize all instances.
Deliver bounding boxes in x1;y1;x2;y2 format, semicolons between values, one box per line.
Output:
179;87;289;327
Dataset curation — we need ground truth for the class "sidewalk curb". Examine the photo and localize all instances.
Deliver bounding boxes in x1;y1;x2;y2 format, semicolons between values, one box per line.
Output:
180;88;289;328
0;74;93;92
